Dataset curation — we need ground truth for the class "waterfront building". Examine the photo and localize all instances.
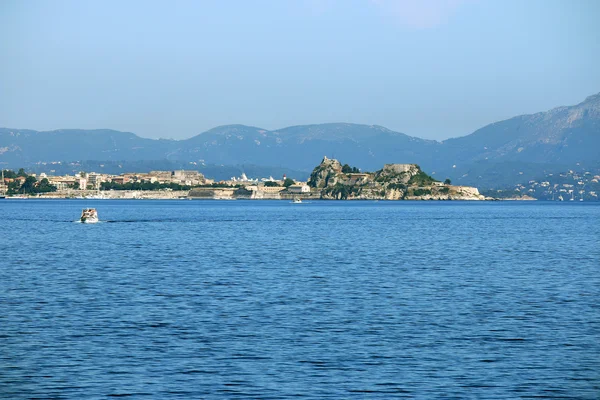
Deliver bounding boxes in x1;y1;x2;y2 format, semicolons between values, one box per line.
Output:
287;184;311;194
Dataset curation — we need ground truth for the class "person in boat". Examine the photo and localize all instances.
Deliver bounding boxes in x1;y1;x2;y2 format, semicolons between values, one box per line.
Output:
80;208;98;222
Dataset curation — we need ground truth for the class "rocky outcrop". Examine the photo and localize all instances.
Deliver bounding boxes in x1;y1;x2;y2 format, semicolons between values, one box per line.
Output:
373;163;420;184
308;156;345;188
309;157;484;200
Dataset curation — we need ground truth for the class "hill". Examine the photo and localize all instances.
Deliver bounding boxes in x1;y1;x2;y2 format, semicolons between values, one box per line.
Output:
438;93;600;186
1;93;598;187
307;156;483;200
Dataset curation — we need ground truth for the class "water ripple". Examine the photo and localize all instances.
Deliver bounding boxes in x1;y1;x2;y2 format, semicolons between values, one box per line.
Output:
1;200;599;399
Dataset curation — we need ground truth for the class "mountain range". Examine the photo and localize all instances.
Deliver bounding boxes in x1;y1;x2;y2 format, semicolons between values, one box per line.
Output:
2;93;599;187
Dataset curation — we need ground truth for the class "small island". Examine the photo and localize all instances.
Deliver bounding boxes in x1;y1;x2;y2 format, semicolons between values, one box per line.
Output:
305;157;484;201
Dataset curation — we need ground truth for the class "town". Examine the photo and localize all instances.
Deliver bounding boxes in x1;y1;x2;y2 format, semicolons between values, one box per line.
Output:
0;168;311;199
482;168;600;201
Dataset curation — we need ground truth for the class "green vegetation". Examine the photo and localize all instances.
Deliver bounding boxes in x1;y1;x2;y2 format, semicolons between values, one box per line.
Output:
19;176;37;193
412;188;432;196
7;181;20;194
439;187;450;194
341;164;360;173
283;178;295;188
1;169;58;195
444;178;452;185
264;181;280;187
322;183;363;200
387;183;406;191
1;169;17;179
33;178;57;193
408;170;437;186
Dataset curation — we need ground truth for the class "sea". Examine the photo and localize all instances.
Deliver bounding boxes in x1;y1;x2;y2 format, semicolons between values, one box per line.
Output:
1;200;599;399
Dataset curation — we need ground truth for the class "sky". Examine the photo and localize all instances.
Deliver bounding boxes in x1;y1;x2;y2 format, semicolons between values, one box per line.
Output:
1;0;599;140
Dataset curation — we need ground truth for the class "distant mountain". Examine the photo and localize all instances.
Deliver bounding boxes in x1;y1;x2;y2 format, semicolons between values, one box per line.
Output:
0;123;440;173
173;123;440;172
431;93;600;186
0;128;174;164
446;93;600;164
1;93;598;186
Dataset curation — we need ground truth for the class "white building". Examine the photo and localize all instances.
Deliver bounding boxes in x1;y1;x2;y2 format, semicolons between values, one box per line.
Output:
287;184;311;194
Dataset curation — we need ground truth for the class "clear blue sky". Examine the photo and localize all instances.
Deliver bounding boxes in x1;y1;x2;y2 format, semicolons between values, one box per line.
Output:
1;0;599;140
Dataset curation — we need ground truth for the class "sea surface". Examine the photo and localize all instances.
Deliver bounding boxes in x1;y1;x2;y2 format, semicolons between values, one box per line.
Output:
1;200;599;399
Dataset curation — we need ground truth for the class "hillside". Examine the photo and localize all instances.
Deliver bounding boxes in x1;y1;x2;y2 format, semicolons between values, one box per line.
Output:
438;93;600;185
0;128;175;165
1;93;598;187
443;93;600;165
307;157;483;200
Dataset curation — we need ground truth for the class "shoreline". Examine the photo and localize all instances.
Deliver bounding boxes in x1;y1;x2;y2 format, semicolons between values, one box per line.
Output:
1;189;539;202
1;195;541;201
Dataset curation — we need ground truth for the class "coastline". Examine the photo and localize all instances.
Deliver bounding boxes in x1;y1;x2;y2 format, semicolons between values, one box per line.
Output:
1;190;537;201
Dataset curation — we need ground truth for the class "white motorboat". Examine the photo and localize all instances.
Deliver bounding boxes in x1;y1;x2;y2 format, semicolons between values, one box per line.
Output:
80;208;99;223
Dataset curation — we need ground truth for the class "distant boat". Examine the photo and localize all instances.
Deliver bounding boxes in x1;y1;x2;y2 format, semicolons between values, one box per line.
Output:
292;197;302;204
80;208;99;223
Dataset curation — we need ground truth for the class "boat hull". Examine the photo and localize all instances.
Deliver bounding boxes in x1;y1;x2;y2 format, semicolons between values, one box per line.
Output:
80;208;99;223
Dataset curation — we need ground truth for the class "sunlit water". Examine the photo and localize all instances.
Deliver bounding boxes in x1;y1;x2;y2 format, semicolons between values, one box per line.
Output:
1;200;599;399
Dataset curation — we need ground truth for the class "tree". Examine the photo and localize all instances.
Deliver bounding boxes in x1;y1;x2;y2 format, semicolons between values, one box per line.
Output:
283;178;295;188
35;178;57;193
17;168;27;177
7;180;20;195
342;164;360;173
408;170;436;186
444;178;452;185
2;169;17;179
19;176;37;194
264;181;279;187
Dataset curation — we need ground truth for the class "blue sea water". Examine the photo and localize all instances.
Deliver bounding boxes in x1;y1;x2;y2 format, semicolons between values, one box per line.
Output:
1;200;599;399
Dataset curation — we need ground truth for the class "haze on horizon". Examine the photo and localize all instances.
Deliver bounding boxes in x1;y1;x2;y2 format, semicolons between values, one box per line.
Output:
1;0;599;141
